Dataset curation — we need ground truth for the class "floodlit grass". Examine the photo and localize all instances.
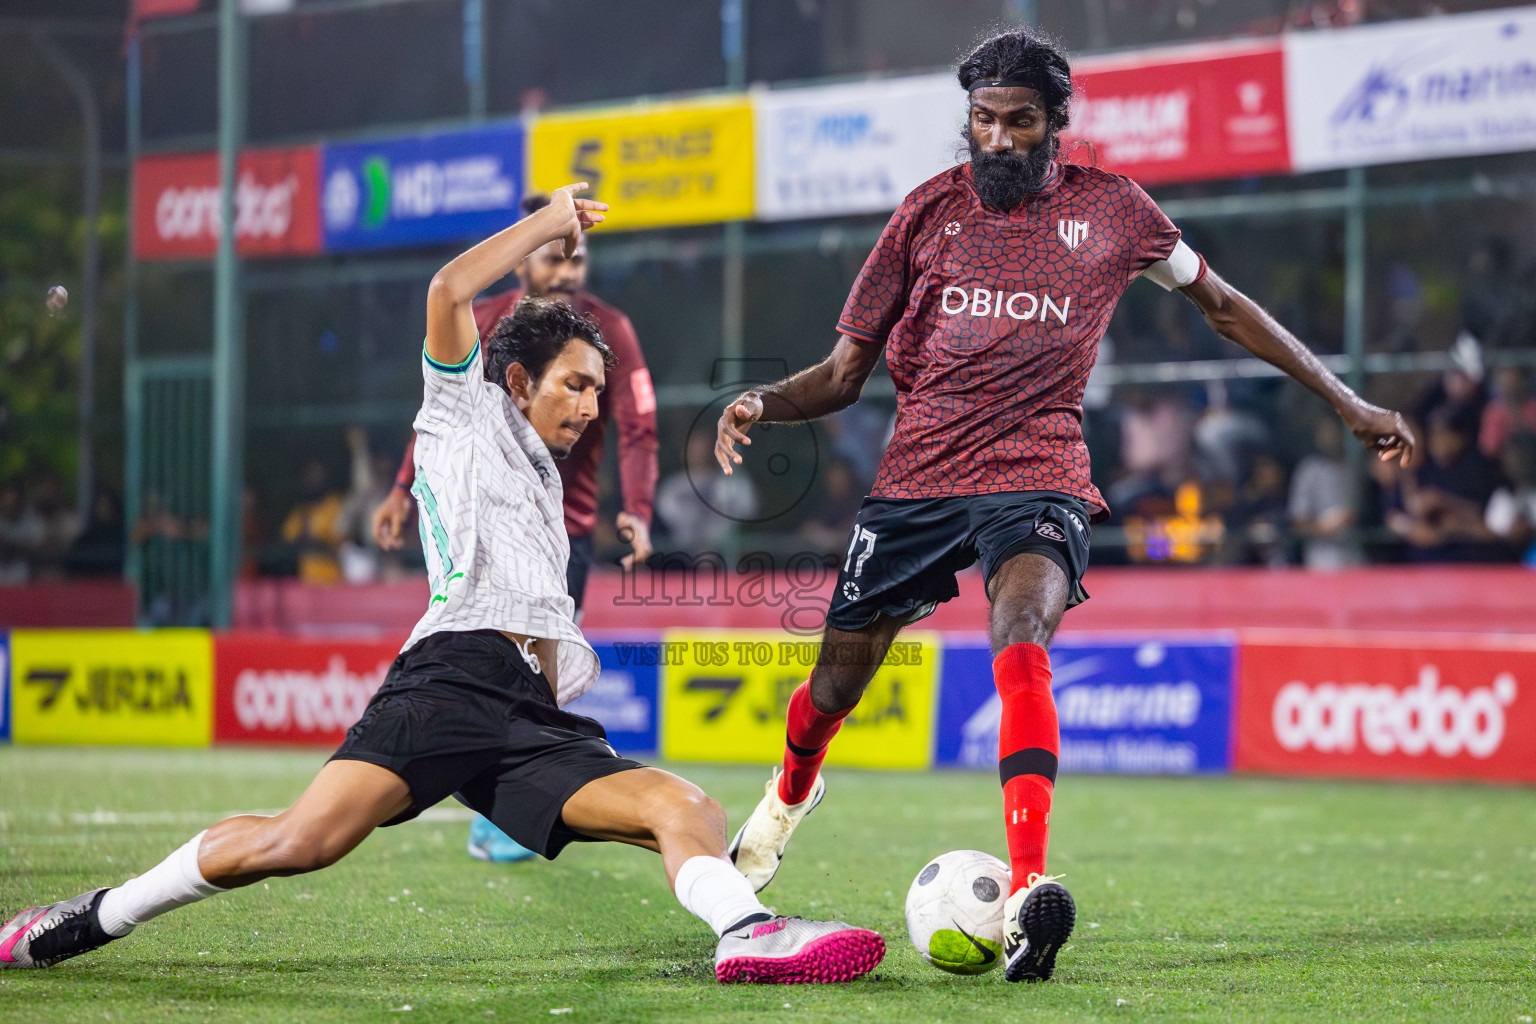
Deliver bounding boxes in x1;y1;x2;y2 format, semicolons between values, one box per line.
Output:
1;746;1533;1023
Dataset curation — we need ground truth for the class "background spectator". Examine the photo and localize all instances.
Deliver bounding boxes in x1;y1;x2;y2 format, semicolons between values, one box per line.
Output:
655;432;759;553
1389;409;1507;562
1288;418;1361;570
281;459;347;584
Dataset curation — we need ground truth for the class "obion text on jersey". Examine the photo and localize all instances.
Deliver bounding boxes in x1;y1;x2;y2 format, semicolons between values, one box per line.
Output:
940;285;1073;325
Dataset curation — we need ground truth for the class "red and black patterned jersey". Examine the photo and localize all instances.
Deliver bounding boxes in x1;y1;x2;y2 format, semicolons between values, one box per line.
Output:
838;160;1180;520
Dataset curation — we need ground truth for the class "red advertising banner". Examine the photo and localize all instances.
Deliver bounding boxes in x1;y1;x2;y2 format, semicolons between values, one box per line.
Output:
214;634;397;746
1065;41;1290;186
132;147;322;260
1235;631;1536;784
134;0;200;18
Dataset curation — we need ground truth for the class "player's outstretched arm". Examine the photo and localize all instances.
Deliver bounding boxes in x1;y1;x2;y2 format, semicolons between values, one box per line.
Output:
1181;268;1416;466
424;183;607;367
714;335;882;475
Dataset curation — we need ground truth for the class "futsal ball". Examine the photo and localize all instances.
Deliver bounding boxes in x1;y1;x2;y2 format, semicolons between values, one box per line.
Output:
904;850;1010;974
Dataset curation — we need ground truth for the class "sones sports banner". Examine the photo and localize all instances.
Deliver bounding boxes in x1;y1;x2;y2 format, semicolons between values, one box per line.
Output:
10;630;213;746
1234;631;1536;783
530;97;754;230
660;630;939;768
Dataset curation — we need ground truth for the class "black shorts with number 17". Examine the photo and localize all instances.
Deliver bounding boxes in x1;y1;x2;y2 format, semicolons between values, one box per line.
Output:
823;490;1092;633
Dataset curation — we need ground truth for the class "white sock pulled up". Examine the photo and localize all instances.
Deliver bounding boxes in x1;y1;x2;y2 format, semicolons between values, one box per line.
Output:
672;855;770;938
98;830;227;938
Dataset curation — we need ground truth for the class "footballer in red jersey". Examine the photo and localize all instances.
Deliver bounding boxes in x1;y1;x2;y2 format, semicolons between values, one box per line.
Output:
718;28;1416;984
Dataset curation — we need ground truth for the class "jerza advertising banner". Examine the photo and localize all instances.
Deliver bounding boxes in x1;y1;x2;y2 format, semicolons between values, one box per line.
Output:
754;74;962;221
936;637;1235;773
1066;40;1290;186
132;147;323;261
1235;631;1536;783
322;122;525;252
212;634;658;753
530;97;754;230
9;630;213;746
1286;8;1536;172
660;630;940;769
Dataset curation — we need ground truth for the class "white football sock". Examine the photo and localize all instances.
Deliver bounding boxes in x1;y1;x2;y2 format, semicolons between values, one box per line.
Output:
98;831;227;938
672;856;770;938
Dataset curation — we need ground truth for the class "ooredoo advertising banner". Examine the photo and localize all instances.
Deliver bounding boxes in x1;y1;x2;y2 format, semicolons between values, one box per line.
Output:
214;634;394;747
10;630;213;746
1066;40;1290;186
754;74;961;221
321;122;525;252
213;634;659;753
132;147;322;260
1235;631;1536;783
530;97;754;230
1286;8;1536;172
660;629;940;768
936;637;1235;773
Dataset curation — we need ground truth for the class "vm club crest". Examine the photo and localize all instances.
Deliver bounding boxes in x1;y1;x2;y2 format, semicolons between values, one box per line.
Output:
1057;218;1089;251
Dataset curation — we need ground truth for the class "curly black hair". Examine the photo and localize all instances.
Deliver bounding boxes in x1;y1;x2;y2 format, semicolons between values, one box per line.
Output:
484;295;614;393
957;28;1074;136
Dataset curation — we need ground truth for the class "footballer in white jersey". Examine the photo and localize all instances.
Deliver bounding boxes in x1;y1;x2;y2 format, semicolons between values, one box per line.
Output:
2;186;885;986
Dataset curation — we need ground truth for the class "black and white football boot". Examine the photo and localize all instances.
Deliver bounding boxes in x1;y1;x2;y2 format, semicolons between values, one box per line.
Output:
0;889;119;969
1001;875;1075;982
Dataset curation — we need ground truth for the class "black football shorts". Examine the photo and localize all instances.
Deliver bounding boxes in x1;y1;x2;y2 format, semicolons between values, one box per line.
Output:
824;490;1092;632
330;629;643;858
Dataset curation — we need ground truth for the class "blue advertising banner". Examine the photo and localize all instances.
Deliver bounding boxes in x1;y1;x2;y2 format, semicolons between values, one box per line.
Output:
935;637;1234;774
565;641;659;754
321;122;524;252
0;631;9;743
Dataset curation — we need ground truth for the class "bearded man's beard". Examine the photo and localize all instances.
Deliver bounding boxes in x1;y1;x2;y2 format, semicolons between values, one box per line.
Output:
965;129;1057;212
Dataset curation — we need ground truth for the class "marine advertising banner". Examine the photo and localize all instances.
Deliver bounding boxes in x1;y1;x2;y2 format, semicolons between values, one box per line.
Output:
321;122;525;252
567;639;660;754
1066;41;1290;186
935;636;1235;774
1286;8;1536;171
754;74;961;221
0;632;9;743
1235;631;1536;783
660;629;940;768
530;97;754;230
10;630;213;746
132;147;323;260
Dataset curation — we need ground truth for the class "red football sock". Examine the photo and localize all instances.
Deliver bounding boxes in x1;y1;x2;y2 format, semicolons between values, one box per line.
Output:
778;681;852;804
995;642;1059;894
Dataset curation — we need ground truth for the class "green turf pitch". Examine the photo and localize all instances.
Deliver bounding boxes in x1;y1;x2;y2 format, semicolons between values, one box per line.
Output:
1;748;1532;1023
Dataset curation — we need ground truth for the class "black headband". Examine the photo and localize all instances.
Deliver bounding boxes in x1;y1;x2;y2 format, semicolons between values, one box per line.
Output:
967;76;1046;92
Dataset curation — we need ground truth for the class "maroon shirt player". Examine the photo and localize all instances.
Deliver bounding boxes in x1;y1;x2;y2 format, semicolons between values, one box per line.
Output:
718;28;1416;984
374;192;660;612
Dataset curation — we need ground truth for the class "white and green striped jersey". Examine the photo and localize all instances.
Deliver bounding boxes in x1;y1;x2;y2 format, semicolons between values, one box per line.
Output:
404;341;600;706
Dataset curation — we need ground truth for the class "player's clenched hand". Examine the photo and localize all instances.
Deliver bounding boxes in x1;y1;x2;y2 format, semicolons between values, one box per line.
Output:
545;182;608;257
1346;405;1416;467
716;392;763;475
372;488;414;550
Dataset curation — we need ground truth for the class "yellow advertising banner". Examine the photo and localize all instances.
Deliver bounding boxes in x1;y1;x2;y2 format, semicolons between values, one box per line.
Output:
530;97;754;230
11;630;213;746
661;630;940;769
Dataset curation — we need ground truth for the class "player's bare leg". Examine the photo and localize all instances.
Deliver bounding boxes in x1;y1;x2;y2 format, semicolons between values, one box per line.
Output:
729;615;904;892
2;760;412;968
560;767;884;983
986;552;1076;981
